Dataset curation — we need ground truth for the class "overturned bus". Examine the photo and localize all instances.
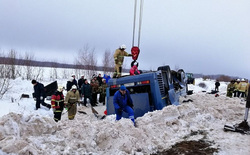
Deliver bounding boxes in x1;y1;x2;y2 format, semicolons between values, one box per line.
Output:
106;65;187;118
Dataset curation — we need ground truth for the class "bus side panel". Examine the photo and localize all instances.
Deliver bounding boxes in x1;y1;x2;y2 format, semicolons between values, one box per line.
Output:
107;93;150;119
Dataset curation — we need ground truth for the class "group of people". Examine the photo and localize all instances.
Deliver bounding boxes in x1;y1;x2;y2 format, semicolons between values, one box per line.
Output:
227;79;249;98
32;78;135;125
32;73;111;122
31;44;138;124
67;74;111;105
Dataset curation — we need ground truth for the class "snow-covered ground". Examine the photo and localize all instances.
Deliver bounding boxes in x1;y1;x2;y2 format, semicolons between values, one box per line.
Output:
0;76;249;155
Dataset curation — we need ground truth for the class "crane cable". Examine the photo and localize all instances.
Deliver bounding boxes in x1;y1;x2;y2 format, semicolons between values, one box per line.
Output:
132;0;144;48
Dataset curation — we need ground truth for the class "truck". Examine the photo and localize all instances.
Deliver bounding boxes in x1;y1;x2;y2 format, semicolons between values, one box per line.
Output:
186;73;195;85
106;65;187;118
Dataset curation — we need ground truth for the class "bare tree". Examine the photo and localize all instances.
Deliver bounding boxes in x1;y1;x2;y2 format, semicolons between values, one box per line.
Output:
49;60;59;80
0;78;11;99
76;45;97;78
7;49;18;79
23;52;35;80
102;49;114;75
31;66;44;81
0;51;11;99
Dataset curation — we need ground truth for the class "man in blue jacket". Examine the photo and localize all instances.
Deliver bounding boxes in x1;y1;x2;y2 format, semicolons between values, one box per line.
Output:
113;85;135;125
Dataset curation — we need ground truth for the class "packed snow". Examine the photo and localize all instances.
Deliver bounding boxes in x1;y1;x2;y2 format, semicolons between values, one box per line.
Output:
0;76;249;155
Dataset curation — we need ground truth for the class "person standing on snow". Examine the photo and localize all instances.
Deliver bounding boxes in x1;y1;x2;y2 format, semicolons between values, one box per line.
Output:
51;86;64;122
66;77;74;92
227;80;235;98
113;85;135;125
215;80;220;92
97;73;103;86
113;44;132;78
78;75;85;91
238;79;248;98
78;75;85;99
98;79;108;105
103;74;111;83
64;85;80;120
31;80;51;110
71;74;78;87
234;79;241;97
90;76;99;106
81;79;93;107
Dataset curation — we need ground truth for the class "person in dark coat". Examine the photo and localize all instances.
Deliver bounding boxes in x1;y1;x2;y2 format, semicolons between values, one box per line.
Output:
113;85;135;125
71;74;78;87
78;75;85;91
31;79;51;110
97;73;103;86
66;77;74;91
90;77;99;106
81;79;93;106
215;81;220;91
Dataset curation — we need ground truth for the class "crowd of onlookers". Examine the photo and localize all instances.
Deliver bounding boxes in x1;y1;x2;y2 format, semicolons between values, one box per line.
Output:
66;73;111;106
227;78;249;98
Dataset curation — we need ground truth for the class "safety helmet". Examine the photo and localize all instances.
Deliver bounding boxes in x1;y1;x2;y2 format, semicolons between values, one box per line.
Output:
237;79;240;82
241;78;245;82
57;86;64;92
71;85;77;90
120;44;126;50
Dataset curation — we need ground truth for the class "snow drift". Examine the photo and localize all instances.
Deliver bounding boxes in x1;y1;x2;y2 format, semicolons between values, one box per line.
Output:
0;78;249;155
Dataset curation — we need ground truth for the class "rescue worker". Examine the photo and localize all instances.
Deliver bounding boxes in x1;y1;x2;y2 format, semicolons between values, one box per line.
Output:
239;79;248;98
215;80;220;92
234;79;241;97
226;80;235;98
81;79;93;107
113;85;135;126
51;86;64;122
237;84;250;130
113;44;132;78
246;81;249;98
99;79;108;105
31;79;51;110
64;85;80;120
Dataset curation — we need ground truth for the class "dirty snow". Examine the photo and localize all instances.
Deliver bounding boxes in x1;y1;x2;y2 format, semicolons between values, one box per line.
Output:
0;76;249;155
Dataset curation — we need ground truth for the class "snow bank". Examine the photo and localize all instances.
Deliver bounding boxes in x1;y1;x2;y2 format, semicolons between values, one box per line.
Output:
0;77;249;154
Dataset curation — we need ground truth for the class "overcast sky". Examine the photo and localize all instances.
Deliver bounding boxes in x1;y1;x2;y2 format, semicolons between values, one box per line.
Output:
0;0;250;78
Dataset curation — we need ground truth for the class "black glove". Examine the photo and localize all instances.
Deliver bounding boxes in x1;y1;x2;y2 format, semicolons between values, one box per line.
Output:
118;108;123;113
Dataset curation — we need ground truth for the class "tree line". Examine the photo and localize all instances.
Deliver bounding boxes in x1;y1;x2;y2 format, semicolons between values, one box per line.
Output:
0;46;129;98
